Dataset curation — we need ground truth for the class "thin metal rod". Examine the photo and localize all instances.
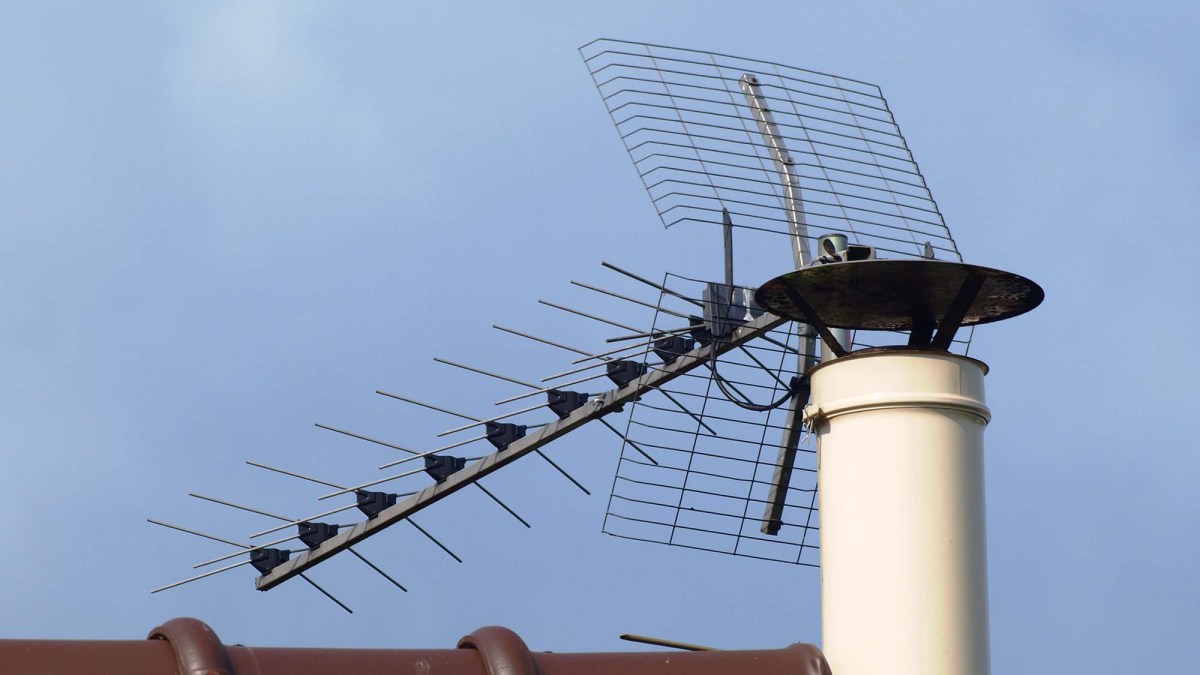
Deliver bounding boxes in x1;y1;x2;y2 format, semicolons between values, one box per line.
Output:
435;401;545;437
601;261;704;308
194;533;298;568
570;338;659;364
408;518;462;563
318;466;428;501
431;358;539;389
383;388;547;441
736;345;791;389
570;280;691;319
246;461;346;489
374;391;475;421
741;73;811;269
599;418;658;465
534;450;590;495
147;519;246;549
618;634;718;652
538;299;639;333
152;559;254;594
605;324;693;344
347;549;407;592
781;287;847;357
188;493;289;522
760;332;801;355
539;357;610;383
250;503;362;538
475;483;530;528
723;207;735;289
299;573;353;613
656;388;717;435
376;393;546;434
930;270;985;350
493;324;589;356
431;433;487;454
315;423;419;455
494;371;609;406
378;445;457;470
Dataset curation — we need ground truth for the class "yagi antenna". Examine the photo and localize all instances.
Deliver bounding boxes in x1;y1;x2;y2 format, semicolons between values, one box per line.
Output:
151;38;1039;610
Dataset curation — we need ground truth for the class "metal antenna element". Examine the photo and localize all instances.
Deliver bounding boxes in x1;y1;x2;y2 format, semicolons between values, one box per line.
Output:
376;394;589;495
736;75;825;535
538;299;641;333
739;74;812;270
250;311;785;590
153;38;1001;606
619;634;719;652
241;461;459;559
507;316;716;437
147;519;353;613
188;493;408;592
601;261;704;308
315;423;420;455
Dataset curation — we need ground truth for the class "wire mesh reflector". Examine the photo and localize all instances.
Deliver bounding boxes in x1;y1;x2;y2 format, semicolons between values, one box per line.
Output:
581;38;964;262
602;273;819;566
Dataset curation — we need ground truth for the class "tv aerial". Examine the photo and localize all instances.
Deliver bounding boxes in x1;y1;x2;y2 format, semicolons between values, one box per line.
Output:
150;38;1041;616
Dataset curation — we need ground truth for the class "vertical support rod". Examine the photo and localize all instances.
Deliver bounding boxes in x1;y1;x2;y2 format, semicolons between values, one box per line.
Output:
739;74;812;269
741;72;822;535
722;208;735;291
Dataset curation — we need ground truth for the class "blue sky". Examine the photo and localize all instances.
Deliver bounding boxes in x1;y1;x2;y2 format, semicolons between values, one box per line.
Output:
1;2;1197;673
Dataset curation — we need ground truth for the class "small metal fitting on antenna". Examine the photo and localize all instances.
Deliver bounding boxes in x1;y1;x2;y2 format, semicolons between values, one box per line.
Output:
653;335;695;364
687;316;714;346
355;491;398;519
546;390;589;419
606;360;646;388
423;455;467;484
485;422;527;451
249;548;290;574
297;522;340;549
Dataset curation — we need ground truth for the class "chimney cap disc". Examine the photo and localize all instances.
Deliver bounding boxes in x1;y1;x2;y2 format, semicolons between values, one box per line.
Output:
755;259;1043;331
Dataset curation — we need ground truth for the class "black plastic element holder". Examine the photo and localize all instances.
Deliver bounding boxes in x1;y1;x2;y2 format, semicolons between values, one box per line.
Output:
249;548;291;574
355;490;398;519
485;422;527;451
297;522;340;549
687;315;714;346
653;335;696;364
606;360;647;387
424;455;467;484
546;389;589;419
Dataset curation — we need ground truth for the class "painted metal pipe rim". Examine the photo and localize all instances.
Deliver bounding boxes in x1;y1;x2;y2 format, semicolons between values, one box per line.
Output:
805;394;991;424
806;346;990;376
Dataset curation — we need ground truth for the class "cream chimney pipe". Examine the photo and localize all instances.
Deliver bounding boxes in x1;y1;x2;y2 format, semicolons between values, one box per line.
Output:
808;350;991;675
